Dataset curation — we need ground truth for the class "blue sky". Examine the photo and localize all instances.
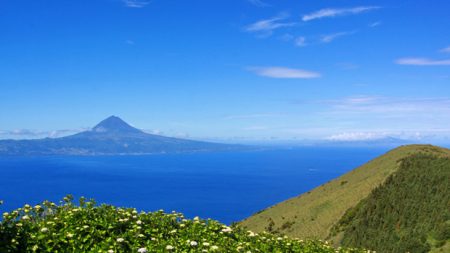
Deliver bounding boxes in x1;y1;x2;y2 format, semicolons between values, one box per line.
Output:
1;0;450;142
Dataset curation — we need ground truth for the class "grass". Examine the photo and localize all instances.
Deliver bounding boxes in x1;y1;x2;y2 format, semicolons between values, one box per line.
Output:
239;145;450;241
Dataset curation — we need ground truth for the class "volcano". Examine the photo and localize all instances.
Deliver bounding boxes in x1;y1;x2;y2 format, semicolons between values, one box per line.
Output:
0;116;243;155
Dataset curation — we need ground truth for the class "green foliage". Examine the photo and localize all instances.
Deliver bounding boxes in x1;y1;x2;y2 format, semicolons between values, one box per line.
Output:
0;196;365;253
332;154;450;252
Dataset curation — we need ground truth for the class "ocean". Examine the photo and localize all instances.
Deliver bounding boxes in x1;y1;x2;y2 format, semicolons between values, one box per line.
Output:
0;147;388;224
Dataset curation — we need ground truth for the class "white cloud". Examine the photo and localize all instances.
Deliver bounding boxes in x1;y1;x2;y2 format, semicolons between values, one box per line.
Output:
125;40;135;45
369;21;382;28
302;6;380;22
245;13;296;35
123;0;150;8
440;46;450;53
143;129;164;135
247;66;321;79
321;31;355;43
396;57;450;66
326;132;388;141
247;0;270;7
294;36;307;47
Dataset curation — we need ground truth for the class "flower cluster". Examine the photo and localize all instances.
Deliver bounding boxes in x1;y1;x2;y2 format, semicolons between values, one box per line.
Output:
0;195;366;252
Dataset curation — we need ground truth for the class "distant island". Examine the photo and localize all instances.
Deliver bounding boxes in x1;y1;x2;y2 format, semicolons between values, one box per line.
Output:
0;116;244;155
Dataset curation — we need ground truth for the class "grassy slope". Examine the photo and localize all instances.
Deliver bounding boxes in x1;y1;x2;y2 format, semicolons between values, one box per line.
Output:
332;153;450;252
239;145;450;240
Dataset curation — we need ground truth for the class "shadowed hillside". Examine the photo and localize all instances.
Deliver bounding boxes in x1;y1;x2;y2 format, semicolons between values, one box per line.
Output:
330;153;450;252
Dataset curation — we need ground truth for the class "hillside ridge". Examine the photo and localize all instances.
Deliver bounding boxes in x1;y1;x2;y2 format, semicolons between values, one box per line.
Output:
239;144;450;241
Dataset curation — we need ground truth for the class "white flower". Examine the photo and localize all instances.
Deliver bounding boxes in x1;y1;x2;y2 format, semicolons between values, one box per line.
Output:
190;241;198;246
117;238;125;243
108;250;114;253
202;242;210;246
137;248;147;253
165;245;174;250
40;227;49;233
22;215;30;221
221;227;232;233
136;220;142;225
67;233;74;238
210;245;219;251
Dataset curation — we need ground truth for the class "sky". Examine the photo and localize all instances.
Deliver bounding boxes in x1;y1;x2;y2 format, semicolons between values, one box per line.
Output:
1;0;450;143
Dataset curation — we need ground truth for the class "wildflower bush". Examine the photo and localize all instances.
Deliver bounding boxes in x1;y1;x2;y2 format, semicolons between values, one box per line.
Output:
0;196;365;252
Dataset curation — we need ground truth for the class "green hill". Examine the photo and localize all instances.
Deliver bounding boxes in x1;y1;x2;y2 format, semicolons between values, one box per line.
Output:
330;153;450;252
239;145;450;250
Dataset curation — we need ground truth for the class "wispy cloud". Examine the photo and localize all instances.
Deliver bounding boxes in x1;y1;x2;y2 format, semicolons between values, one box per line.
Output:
321;31;355;43
224;113;283;120
243;126;269;131
326;132;388;141
315;96;450;139
326;130;450;142
0;128;87;140
323;96;450;115
294;36;307;47
247;0;270;7
302;6;380;22
369;21;382;28
123;0;150;8
245;13;296;36
247;66;321;79
440;46;450;53
396;57;450;66
336;62;359;70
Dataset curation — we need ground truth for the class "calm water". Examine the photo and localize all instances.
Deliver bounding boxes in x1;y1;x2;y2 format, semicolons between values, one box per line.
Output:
0;147;388;224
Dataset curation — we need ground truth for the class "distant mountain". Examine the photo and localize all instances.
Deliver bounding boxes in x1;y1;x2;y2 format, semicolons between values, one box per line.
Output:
239;144;450;252
0;116;244;155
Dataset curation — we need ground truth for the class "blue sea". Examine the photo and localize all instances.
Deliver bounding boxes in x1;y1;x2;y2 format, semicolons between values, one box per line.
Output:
0;147;388;224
